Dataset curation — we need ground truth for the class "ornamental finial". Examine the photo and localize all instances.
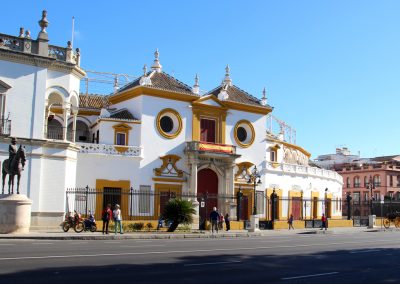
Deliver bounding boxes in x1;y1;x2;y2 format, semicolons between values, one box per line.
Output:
143;64;147;76
151;48;162;72
38;10;49;33
223;64;232;86
261;87;267;106
192;74;200;95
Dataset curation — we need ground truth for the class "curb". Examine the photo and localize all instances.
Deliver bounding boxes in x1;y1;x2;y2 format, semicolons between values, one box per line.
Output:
0;232;263;240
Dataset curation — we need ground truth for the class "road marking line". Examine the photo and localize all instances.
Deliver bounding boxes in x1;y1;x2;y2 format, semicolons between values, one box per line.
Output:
0;239;393;261
350;249;381;254
184;261;242;267
32;243;53;245
121;245;165;248
282;272;339;280
0;244;16;246
104;241;120;244
135;241;152;243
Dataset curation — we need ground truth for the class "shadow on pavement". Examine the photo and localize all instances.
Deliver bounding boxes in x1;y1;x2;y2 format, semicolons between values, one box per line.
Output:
1;247;400;284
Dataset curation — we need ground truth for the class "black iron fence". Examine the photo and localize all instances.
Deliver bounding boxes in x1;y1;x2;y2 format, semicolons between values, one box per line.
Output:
342;200;400;219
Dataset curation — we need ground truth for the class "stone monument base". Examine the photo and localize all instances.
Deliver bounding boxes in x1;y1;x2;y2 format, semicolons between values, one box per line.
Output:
0;194;32;234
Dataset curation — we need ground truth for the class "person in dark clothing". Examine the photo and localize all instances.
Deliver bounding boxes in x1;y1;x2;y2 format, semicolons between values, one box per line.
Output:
225;213;230;231
102;204;112;234
209;207;220;233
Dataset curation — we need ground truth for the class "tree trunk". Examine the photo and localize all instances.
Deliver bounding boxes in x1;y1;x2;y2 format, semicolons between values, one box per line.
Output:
167;221;179;232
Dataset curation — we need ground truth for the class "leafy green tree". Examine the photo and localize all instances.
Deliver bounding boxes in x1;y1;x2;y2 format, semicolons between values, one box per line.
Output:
162;199;196;232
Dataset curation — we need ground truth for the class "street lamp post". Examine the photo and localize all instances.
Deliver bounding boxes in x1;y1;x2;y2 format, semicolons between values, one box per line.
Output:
246;166;262;215
367;175;375;216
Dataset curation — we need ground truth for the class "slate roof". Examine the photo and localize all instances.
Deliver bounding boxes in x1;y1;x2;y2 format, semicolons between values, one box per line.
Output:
0;79;11;90
371;155;400;162
116;71;196;96
109;109;137;120
206;84;264;107
79;94;109;109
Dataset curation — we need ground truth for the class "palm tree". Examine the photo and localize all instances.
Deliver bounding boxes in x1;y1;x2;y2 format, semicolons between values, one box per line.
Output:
162;199;196;232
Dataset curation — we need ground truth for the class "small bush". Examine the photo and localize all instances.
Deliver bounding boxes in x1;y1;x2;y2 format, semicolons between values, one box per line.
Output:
132;222;144;231
146;223;153;231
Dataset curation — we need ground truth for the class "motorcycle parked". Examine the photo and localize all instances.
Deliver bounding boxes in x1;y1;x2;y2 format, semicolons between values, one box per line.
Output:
82;211;97;232
61;211;84;233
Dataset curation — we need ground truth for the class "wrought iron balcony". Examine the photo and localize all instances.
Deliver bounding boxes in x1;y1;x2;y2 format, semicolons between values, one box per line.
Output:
0;118;11;136
186;141;237;155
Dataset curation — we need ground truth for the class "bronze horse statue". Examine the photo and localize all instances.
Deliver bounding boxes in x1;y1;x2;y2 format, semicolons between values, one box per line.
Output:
2;145;26;194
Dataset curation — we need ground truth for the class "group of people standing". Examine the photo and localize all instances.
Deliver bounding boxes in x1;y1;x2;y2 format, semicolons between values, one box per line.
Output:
101;204;123;235
209;207;230;233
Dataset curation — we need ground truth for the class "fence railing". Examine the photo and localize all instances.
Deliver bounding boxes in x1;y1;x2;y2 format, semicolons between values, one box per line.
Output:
342;200;400;219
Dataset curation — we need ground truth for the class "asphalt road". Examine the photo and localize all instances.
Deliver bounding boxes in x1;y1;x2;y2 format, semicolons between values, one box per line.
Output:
1;231;400;284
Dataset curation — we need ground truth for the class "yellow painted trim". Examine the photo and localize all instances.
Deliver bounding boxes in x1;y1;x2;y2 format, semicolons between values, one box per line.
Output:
154;183;182;219
311;191;320;219
192;103;227;144
108;86;198;105
234;161;254;181
288;190;303;219
233;120;255;148
78;109;101;116
98;118;141;124
234;186;253;220
270;138;311;158
156;108;183;139
224;100;272;115
113;123;132;148
154;154;183;178
95;179;130;220
192;94;228;108
152;177;185;183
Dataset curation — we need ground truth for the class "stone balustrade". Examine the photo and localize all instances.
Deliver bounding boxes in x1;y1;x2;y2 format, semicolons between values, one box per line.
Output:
77;142;142;157
266;161;342;183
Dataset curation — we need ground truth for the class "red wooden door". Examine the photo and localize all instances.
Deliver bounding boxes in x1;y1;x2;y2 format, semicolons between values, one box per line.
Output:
291;197;301;220
197;168;218;229
200;119;216;143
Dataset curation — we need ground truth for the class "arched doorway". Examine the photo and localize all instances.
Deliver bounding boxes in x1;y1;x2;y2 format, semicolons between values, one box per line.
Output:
197;168;218;229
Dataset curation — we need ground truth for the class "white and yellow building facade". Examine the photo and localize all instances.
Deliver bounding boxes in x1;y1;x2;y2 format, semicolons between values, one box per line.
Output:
0;12;343;227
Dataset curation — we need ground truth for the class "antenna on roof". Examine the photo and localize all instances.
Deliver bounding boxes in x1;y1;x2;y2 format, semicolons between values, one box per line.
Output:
71;16;75;48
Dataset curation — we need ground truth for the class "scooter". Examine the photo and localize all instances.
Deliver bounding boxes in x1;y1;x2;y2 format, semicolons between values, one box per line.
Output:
82;211;97;232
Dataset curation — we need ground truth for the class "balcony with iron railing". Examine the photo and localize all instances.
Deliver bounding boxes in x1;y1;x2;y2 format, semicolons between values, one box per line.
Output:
186;141;237;156
0;118;11;136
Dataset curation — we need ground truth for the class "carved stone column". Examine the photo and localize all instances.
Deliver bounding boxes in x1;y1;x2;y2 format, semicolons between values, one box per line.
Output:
72;113;77;142
63;103;71;141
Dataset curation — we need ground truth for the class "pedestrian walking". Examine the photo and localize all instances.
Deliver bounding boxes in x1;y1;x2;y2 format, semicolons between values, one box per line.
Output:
288;214;294;230
157;215;163;230
225;213;230;231
219;214;225;230
101;204;112;234
113;204;123;235
209;207;220;233
321;213;327;230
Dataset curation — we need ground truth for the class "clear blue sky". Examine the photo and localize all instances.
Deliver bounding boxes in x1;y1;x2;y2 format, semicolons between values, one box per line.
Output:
2;1;400;159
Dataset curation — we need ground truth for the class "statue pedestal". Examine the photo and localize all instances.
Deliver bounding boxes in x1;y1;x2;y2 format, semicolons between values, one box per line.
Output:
191;200;200;230
368;215;376;229
0;194;32;234
248;215;260;232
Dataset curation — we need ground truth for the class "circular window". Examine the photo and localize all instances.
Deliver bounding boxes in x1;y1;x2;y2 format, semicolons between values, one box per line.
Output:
234;120;255;148
160;116;173;133
156;108;182;139
237;127;247;142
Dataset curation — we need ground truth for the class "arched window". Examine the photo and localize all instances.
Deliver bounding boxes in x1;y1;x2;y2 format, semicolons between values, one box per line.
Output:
373;175;381;188
346;177;351;188
364;176;369;188
354;176;360;188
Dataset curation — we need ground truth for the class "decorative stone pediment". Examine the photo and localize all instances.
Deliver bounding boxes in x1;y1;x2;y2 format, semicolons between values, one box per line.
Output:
192;95;227;109
234;161;254;181
154;154;183;177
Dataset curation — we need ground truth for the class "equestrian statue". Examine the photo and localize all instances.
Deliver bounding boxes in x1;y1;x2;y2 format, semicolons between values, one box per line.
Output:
2;137;26;194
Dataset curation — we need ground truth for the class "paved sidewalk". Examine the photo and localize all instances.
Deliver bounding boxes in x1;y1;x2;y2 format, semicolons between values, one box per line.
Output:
0;226;381;240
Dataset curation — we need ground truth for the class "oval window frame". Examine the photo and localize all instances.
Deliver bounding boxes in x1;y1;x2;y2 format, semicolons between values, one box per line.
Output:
234;120;255;148
156;108;183;139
